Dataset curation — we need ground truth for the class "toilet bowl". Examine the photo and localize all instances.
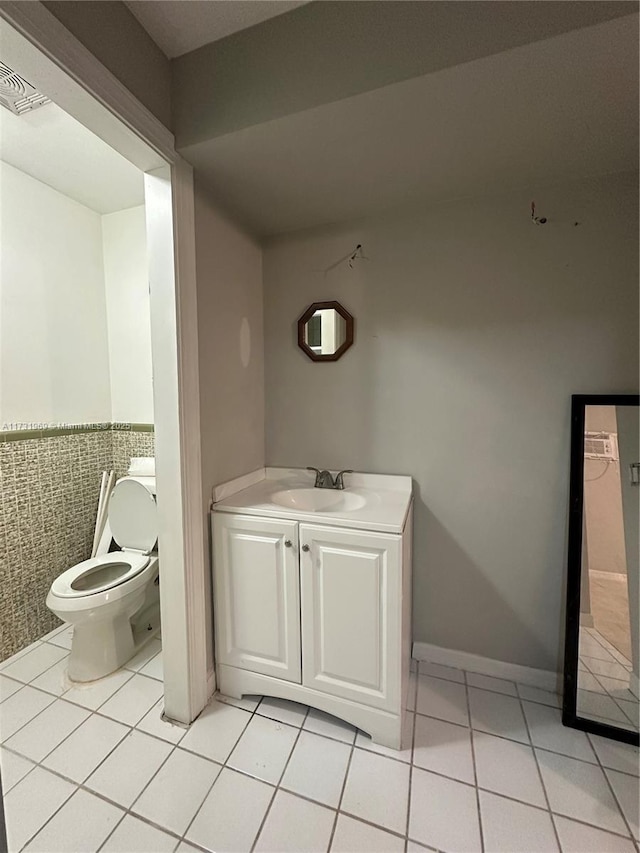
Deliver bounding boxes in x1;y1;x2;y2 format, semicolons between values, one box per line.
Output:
47;476;160;682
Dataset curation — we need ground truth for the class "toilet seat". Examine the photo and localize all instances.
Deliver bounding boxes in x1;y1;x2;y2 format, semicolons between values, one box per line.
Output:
50;552;150;599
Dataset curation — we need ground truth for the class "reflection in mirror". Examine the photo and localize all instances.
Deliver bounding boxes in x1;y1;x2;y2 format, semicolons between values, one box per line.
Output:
577;403;639;734
297;301;354;362
305;308;347;356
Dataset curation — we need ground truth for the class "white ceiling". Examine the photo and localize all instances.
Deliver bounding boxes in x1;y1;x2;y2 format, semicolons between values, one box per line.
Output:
180;15;639;236
125;0;310;58
0;102;144;214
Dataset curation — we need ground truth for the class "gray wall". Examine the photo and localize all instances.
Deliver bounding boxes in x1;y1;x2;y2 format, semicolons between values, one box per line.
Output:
194;181;265;671
44;1;172;129
263;171;639;673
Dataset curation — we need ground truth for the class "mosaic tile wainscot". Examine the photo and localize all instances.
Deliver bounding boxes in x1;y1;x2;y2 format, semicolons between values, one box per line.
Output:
0;424;154;661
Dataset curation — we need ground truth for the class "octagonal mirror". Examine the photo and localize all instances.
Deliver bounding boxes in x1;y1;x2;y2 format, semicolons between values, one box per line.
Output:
297;301;354;362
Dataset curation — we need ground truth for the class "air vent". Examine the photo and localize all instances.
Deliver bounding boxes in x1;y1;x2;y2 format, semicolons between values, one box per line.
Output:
584;431;618;461
0;61;50;115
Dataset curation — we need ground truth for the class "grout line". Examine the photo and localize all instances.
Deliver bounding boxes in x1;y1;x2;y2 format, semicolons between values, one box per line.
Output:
586;731;639;845
178;699;262;848
325;720;356;853
517;684;563;852
404;675;419;853
464;670;485;853
247;704;313;853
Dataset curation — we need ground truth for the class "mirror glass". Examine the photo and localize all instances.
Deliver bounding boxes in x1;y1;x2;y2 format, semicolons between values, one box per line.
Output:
577;404;639;733
297;301;354;362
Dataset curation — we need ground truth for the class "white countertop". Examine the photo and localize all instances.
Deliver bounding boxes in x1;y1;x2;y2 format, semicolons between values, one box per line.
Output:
212;467;413;534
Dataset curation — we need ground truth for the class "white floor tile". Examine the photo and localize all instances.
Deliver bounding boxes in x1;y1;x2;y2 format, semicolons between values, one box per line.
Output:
516;684;561;708
101;814;178;853
416;674;469;726
85;729;173;807
536;748;628;835
331;814;405;852
418;660;465;683
139;650;164;681
186;766;274;853
409;767;481;852
617;699;639;728
413;713;474;783
227;713;298;784
355;710;414;763
554;815;637;852
479;790;558;852
1;643;68;684
5;698;90;762
30;656;71;697
176;844;201;853
0;640;41;668
180;697;251;762
136;699;187;744
42;713;129;783
62;668;135;711
466;672;517;696
0;684;55;741
282;729;351;806
132;747;221;836
0;674;22;703
257;695;308;727
342;747;409;834
24;787;124;852
4;764;75;851
254;789;335;853
588;734;639;777
606;768;639;840
0;746;35;792
522;701;597;763
215;692;261;712
46;625;74;650
124;638;162;672
580;637;617;662
303;707;357;743
473;730;546;806
468;687;528;743
98;673;164;726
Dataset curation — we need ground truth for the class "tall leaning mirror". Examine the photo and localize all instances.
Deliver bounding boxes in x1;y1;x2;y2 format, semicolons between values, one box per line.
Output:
563;394;639;745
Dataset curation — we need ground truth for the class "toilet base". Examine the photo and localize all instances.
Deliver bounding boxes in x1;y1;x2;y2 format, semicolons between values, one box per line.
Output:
68;596;160;683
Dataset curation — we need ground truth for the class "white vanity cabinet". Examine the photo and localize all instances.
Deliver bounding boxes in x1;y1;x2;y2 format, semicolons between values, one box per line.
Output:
212;478;412;749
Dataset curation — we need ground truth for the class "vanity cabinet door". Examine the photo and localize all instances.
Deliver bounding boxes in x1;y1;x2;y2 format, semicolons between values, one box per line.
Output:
299;524;402;712
213;514;301;682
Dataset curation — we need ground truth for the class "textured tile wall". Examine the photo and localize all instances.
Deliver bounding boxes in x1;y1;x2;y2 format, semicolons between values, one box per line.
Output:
0;427;155;661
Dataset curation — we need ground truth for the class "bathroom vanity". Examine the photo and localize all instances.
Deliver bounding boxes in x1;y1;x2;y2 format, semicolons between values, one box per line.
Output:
211;468;413;748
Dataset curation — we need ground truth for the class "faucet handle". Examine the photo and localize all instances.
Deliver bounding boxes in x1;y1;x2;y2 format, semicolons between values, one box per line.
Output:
306;466;322;487
334;469;354;490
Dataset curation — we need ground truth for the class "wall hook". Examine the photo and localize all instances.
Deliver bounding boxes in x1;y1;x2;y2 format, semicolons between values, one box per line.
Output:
531;201;547;225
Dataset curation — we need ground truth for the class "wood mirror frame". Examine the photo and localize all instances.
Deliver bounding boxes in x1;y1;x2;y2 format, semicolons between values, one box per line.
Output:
297;300;355;362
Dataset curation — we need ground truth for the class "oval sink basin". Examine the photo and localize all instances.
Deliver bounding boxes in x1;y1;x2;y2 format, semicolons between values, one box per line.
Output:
271;488;367;513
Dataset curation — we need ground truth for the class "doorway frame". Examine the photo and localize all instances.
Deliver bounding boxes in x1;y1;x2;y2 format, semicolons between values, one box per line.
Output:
0;1;210;724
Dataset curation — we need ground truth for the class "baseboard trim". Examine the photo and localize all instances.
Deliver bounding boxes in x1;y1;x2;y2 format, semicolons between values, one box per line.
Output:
207;668;216;700
412;641;559;692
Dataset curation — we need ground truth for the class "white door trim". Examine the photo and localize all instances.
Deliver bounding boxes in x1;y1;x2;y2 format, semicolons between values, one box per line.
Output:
0;2;210;723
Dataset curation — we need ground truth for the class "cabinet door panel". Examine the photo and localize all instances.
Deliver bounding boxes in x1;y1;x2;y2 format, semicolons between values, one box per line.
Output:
300;524;401;711
213;514;301;682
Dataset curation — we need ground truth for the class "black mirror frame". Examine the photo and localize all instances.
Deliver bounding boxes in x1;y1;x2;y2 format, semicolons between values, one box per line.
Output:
297;301;354;362
563;393;640;746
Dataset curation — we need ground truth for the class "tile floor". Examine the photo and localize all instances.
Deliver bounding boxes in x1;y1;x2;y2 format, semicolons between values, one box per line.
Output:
578;626;639;732
1;625;639;852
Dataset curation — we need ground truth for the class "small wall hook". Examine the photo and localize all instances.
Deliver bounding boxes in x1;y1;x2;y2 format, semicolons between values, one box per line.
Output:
531;201;547;225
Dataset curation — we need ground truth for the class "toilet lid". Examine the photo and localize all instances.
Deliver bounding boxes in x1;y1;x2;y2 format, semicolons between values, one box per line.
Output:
50;552;150;598
108;479;158;553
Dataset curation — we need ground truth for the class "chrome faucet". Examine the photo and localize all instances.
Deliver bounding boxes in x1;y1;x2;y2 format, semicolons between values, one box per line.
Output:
307;467;354;490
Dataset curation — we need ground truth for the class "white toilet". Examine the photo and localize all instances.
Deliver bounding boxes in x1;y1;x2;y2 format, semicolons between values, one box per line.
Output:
46;476;160;682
